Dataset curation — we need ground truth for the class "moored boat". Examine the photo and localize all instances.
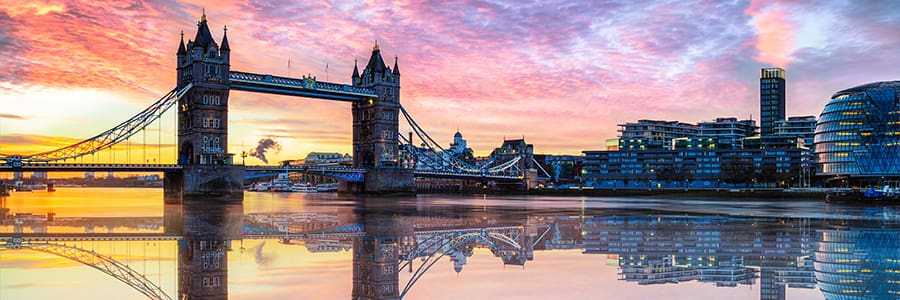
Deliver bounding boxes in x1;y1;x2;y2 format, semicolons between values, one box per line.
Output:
825;186;900;204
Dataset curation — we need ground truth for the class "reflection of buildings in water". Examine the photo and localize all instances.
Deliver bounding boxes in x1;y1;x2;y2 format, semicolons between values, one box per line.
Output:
352;207;404;300
815;225;900;299
533;217;584;250
244;212;344;233
618;256;756;286
302;238;353;253
169;200;243;300
581;215;817;300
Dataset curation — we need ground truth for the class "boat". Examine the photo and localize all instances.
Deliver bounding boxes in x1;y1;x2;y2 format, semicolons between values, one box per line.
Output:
248;182;272;191
271;173;294;192
316;183;339;192
15;186;32;192
293;182;318;193
825;186;900;204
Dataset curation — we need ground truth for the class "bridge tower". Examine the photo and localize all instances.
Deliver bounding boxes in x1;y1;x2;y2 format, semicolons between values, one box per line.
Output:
166;12;243;201
346;42;413;193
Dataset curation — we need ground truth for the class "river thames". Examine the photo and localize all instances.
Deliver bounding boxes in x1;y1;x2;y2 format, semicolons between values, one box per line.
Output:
1;188;898;299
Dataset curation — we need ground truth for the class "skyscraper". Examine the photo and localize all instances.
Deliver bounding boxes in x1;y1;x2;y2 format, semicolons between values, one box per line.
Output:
760;68;786;137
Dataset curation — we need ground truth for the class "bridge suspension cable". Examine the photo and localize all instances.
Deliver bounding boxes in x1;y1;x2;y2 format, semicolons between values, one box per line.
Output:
398;105;523;176
2;84;192;163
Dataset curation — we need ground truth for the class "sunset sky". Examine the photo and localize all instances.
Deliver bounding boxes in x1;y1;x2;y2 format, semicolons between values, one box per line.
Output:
1;0;899;164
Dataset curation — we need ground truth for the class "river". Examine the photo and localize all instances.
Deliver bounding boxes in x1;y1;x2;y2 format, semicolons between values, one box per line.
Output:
1;188;898;299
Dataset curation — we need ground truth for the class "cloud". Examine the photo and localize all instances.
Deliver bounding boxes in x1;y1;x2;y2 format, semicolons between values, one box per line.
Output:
3;0;900;156
746;0;796;67
0;113;26;120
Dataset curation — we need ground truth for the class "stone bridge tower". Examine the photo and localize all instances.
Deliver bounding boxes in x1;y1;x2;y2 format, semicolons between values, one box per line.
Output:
347;42;413;193
166;12;242;201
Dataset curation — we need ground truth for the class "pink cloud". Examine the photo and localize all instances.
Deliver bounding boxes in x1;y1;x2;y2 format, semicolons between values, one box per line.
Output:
2;1;899;158
746;0;796;67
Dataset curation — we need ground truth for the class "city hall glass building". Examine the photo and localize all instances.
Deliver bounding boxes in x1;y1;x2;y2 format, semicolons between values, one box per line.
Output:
813;81;900;178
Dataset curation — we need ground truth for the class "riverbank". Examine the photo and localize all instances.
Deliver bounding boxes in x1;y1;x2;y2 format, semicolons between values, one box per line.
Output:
490;188;827;200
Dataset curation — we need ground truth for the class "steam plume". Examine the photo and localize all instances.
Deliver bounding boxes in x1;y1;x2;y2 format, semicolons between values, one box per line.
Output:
249;138;281;164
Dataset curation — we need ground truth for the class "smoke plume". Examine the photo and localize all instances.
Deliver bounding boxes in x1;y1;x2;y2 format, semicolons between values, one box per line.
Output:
249;138;281;164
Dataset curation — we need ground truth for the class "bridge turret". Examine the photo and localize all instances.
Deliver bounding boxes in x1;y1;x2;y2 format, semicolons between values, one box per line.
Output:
346;41;412;193
392;56;400;79
352;41;401;168
177;31;186;59
352;58;360;85
168;11;242;200
220;26;230;66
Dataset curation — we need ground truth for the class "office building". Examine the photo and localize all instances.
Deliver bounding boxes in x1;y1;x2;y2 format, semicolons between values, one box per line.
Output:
582;147;805;187
697;117;757;149
774;116;817;148
618;120;699;150
760;68;786;137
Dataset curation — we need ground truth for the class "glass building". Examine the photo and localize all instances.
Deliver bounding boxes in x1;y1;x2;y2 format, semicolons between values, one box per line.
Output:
813;81;900;177
760;68;786;137
814;228;900;299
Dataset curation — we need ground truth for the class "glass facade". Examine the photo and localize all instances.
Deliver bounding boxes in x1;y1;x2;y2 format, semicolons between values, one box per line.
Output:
760;68;786;137
813;81;900;176
814;229;900;300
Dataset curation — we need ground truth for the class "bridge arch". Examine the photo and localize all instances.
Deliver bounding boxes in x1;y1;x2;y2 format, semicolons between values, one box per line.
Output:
2;242;172;300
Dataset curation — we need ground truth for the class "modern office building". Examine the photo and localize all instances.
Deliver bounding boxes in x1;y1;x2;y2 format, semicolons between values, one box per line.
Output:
617;118;756;151
697;117;758;149
813;81;900;180
775;116;817;148
618;120;699;150
582;147;805;187
760;68;786;137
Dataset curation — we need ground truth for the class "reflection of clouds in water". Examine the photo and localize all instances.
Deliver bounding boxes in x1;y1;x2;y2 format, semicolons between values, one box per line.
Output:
252;240;276;268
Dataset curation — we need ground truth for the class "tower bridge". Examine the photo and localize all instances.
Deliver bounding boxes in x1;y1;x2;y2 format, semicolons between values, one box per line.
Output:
0;13;541;200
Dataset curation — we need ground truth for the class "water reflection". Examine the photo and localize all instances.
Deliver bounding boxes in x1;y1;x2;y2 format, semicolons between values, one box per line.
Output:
166;201;242;300
2;193;900;299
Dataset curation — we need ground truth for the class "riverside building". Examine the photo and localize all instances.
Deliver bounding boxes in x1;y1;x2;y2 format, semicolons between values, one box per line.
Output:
813;81;900;184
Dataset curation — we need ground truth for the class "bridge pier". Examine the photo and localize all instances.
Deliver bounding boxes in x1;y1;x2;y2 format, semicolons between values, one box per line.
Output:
341;168;414;194
164;166;244;203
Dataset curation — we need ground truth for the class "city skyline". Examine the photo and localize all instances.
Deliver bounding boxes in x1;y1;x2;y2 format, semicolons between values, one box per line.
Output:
2;1;900;162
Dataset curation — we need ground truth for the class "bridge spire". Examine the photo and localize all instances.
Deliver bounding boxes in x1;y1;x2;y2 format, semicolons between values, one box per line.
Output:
352;58;360;80
177;31;186;55
392;56;400;76
220;25;230;52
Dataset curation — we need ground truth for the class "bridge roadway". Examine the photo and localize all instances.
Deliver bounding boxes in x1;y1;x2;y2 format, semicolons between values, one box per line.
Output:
0;163;524;181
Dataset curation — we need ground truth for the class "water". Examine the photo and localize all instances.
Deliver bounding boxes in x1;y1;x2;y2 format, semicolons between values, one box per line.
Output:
1;188;899;300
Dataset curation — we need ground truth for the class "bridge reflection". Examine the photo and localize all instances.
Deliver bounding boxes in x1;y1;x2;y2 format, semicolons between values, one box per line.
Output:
2;203;899;299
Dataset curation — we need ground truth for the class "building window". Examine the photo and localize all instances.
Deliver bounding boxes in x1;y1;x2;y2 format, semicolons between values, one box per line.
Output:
201;94;221;105
203;117;221;129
